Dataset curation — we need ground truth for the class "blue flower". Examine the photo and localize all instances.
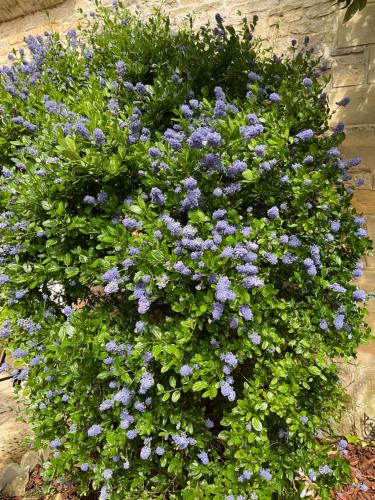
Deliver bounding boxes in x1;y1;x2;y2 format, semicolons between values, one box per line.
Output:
151;187;165;205
356;228;368;237
267;206;279;219
181;104;193;118
254;144;267;157
62;305;74;318
328;283;346;293
319;319;328;331
83;195;96;205
205;418;214;429
102;268;120;282
227;160;247;178
93;128;106;146
139;372;154;393
99;399;113;412
247;113;259;125
188;127;221;148
220;352;238;368
336;97;350;107
103;469;113;480
180;364;193;376
260;468;272;480
212;302;224;320
353;290;366;302
127;429;138;439
140;445;152;459
197;451;209;464
308;470;317;481
265;252;278;265
303;77;313;87
240;124;264;140
295;129;314;142
172;434;196;449
50;439;61;448
104;281;119;294
220;381;236;401
115;60;126;76
319;464;333;475
269;92;280;103
173;261;191;275
334;314;345;330
215;277;236;302
87;424;101;437
239;304;253;321
249;332;261;345
122;217;142;230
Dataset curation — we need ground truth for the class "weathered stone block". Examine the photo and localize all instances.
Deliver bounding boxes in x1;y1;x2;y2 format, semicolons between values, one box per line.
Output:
229;0;281;14
349;170;373;189
355;268;375;292
364;215;375;267
329;85;375;126
305;2;335;19
0;462;21;490
20;450;41;472
338;1;375;48
352;189;375;215
0;0;64;23
368;45;375;84
337;342;375;441
3;469;29;497
364;298;375;330
340;126;375;172
268;7;302;28
332;51;365;88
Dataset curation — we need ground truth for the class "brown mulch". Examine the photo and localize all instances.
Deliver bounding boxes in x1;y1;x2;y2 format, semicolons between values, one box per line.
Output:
333;444;375;499
25;464;98;499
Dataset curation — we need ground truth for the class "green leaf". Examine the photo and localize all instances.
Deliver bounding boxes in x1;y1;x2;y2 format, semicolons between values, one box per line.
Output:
148;249;165;264
242;169;258;183
129;204;143;214
308;366;322;376
65;267;79;277
63;254;72;266
171;390;181;402
252;417;263;432
42;200;53;211
192;381;207;392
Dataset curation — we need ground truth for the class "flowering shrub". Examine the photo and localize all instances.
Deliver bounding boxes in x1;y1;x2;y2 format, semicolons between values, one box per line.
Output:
0;2;372;499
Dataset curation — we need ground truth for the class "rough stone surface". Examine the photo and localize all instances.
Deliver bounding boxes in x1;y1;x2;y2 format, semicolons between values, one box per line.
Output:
0;0;374;441
0;462;21;490
330;85;375;126
332;51;366;88
0;1;64;23
338;344;375;441
369;45;375;84
340;126;375;172
352;190;375;215
3;469;29;497
0;376;30;468
20;450;41;472
337;1;375;49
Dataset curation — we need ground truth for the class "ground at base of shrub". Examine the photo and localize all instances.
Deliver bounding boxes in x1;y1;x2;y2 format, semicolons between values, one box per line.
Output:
333;444;375;498
0;444;372;500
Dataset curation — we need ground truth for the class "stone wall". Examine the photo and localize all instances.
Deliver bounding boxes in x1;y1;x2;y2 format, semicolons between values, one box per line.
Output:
0;0;375;439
